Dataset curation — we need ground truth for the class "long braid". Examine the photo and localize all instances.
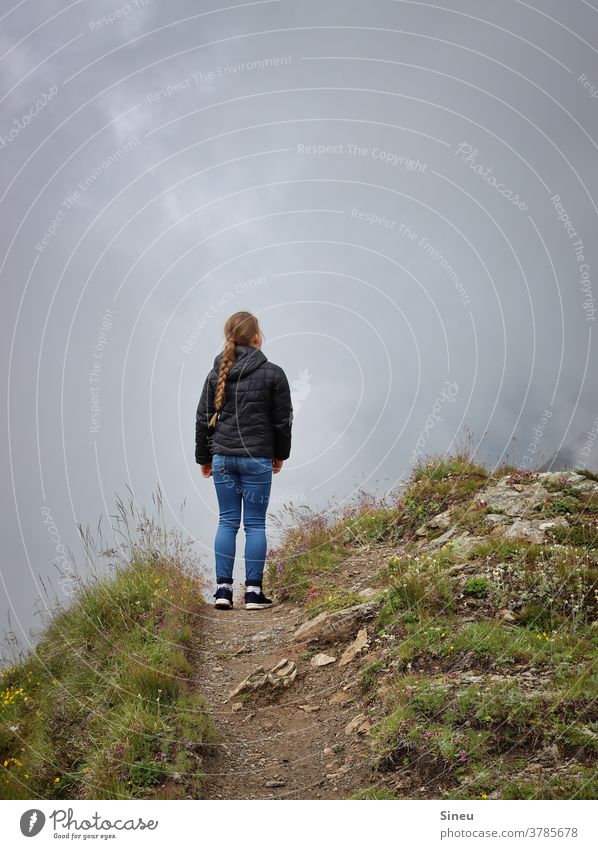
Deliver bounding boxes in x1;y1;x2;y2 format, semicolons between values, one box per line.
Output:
209;337;236;428
207;310;262;430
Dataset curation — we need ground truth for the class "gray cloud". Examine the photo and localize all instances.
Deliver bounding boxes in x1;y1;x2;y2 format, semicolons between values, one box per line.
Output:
1;0;597;647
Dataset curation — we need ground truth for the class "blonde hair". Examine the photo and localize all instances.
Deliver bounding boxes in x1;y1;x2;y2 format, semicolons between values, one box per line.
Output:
208;311;262;428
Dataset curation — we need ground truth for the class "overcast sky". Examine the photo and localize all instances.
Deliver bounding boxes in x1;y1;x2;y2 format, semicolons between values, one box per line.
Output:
1;0;597;647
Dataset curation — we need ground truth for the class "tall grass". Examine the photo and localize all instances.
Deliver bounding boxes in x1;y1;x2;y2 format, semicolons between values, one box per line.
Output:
0;487;215;800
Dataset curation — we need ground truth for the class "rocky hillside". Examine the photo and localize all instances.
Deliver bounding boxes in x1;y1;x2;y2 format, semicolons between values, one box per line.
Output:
1;452;597;800
196;452;597;799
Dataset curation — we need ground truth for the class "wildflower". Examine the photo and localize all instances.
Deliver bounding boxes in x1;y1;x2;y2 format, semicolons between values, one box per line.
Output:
481;793;488;799
54;777;61;783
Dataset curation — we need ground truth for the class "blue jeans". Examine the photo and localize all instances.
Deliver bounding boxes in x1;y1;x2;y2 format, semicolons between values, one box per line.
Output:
212;454;272;585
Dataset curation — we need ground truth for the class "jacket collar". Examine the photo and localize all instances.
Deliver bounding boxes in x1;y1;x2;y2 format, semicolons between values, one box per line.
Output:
212;344;267;381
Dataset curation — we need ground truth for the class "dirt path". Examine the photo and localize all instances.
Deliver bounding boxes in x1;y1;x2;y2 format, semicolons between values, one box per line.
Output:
196;546;396;799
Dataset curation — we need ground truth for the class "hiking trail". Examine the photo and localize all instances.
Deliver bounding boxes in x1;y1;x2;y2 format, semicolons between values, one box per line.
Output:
197;544;398;800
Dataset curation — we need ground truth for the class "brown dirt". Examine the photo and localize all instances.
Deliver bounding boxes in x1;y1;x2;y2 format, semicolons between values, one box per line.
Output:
197;546;397;799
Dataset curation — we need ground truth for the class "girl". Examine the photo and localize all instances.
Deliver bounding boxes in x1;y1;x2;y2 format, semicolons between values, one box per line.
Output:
195;311;293;610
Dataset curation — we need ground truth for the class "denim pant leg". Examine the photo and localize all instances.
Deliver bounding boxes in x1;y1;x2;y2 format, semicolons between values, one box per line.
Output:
238;456;272;585
212;455;242;583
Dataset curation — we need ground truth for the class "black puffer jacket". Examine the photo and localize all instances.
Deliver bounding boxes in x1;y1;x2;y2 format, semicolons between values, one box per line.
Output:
195;344;293;464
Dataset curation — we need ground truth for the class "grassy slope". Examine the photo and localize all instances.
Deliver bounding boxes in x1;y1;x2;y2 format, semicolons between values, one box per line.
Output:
2;452;597;801
1;504;215;800
265;451;598;800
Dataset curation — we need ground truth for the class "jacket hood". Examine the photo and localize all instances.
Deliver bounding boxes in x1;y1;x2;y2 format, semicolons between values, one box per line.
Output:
212;344;267;382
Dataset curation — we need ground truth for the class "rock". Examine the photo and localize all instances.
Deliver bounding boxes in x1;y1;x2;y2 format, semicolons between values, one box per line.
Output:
298;704;320;712
504;519;546;544
232;702;243;712
251;626;285;642
570;478;598;494
339;627;368;668
446;532;486;557
538;471;598;494
269;658;298;683
544;743;560;760
359;587;380;600
423;525;460;550
227;658;297;700
484;513;513;526
311;652;337;667
538;517;569;530
427;508;454;530
475;477;552;517
504;516;568;544
293;601;379;643
344;713;369;735
415;525;428;537
360;650;382;665
330;691;350;704
228;667;268;700
213;666;223;672
265;779;286;788
498;608;516;622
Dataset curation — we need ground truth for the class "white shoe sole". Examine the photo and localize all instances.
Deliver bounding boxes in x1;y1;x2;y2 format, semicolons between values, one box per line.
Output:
214;599;232;609
245;602;273;610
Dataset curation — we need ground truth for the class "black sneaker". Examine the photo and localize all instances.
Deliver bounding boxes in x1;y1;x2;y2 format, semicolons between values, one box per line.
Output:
244;589;273;610
214;587;233;609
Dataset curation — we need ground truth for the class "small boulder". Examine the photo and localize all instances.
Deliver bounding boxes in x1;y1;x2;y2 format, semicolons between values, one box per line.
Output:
447;532;486;557
538;471;598;494
227;658;297;701
475;477;552;517
311;652;336;667
330;690;350;704
484;513;513;526
427;508;454;530
339;627;368;668
538;517;569;530
423;525;460;550
293;601;379;644
498;608;516;622
504;519;546;544
345;713;369;735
